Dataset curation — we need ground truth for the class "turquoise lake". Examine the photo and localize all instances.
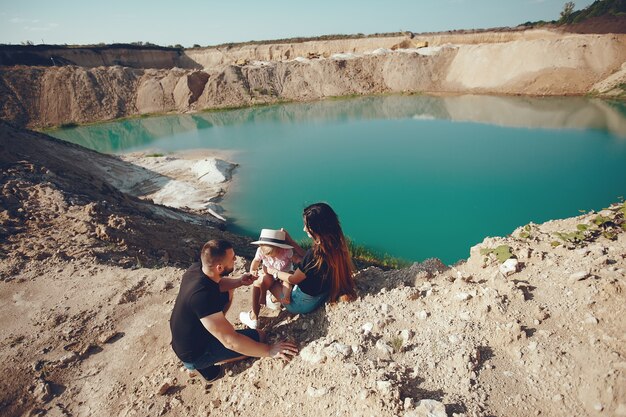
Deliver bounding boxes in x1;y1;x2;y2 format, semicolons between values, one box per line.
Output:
49;95;626;264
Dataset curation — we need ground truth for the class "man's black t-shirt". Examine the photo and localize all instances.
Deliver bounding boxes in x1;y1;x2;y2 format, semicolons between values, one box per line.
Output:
170;263;229;362
297;248;331;296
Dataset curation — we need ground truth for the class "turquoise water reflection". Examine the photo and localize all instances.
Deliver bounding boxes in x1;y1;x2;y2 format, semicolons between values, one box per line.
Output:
50;95;626;264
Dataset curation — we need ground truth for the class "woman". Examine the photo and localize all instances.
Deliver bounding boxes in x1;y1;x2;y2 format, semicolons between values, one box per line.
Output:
264;202;357;314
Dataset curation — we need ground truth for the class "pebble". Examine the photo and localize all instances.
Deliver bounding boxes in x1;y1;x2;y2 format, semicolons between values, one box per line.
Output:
417;311;429;320
459;311;471;321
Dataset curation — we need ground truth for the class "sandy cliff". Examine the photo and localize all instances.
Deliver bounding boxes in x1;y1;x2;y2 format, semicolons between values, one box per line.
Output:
1;123;625;417
1;30;625;129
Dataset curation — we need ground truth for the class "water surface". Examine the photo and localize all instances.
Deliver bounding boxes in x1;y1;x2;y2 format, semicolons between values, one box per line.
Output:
50;95;626;264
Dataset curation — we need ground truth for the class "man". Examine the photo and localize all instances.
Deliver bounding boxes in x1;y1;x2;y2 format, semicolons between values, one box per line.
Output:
170;239;298;381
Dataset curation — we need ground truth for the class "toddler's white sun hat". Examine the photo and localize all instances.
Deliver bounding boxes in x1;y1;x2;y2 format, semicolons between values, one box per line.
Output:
251;229;293;249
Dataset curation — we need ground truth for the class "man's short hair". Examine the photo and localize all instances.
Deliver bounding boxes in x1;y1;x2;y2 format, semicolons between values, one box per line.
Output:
201;239;233;267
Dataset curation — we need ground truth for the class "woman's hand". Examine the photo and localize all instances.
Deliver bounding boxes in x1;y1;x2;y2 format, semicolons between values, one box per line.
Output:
269;340;299;360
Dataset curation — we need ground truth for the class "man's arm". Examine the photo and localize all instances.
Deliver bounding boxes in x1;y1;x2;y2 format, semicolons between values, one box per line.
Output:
200;312;298;359
218;273;255;292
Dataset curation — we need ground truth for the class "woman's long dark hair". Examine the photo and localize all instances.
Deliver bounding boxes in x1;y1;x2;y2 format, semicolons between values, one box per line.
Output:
303;202;356;302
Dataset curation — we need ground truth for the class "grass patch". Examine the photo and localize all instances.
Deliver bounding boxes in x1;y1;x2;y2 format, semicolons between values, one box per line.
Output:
145;153;165;157
297;237;410;269
480;245;514;263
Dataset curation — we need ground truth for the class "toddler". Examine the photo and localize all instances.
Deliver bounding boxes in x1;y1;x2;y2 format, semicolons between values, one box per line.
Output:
239;229;297;329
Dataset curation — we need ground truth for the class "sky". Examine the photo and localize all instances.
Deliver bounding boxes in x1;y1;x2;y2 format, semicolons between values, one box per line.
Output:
0;0;596;47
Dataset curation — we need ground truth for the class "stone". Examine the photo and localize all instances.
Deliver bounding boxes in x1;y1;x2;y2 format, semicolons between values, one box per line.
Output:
584;314;599;325
405;399;447;417
361;322;374;335
404;397;414;410
33;378;53;403
400;329;413;343
459;311;471;321
98;330;120;344
499;258;519;276
306;386;327;397
375;380;393;395
456;292;472;302
158;379;175;395
569;270;590;282
417;311;429;320
376;339;394;355
325;342;351;359
300;343;326;364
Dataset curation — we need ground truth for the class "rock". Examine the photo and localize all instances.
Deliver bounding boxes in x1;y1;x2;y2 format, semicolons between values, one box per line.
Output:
300;342;326;364
158;378;175;395
324;342;351;359
584;314;599;324
405;399;447;417
98;330;120;344
456;292;472;302
361;322;374;335
404;397;414;410
33;378;53;403
569;270;590;282
400;329;413;343
499;258;519;276
417;311;429;320
375;380;393;396
306;386;327;397
459;311;471;321
376;339;394;355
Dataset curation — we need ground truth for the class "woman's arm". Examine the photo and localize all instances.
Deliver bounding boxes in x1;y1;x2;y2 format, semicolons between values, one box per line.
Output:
281;228;306;258
267;267;306;285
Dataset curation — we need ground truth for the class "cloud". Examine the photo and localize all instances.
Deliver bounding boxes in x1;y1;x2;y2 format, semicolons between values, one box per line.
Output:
24;23;59;32
10;17;40;24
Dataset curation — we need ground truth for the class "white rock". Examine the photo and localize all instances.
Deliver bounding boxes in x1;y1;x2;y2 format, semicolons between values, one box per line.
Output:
300;342;326;364
569;270;590;282
417;311;429;320
459;311;471;321
405;399;447;417
499;258;519;276
376;339;394;355
400;329;413;343
361;322;374;335
325;342;351;358
306;386;327;397
456;292;472;302
404;397;414;410
584;314;599;325
375;380;393;395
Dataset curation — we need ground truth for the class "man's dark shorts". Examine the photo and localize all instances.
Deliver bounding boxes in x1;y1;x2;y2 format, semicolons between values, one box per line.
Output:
182;329;261;370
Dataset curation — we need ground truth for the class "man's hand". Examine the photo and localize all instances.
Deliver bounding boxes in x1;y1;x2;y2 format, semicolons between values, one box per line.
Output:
239;273;255;286
269;341;299;360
